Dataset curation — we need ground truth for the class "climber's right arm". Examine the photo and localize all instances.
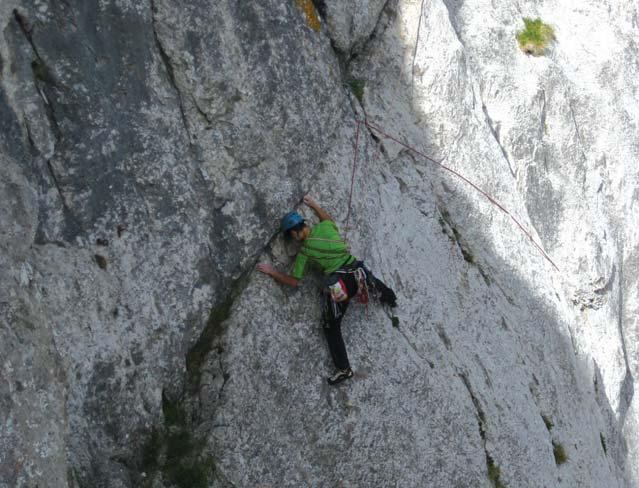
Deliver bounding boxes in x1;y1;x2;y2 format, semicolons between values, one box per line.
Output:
256;263;299;287
303;195;332;222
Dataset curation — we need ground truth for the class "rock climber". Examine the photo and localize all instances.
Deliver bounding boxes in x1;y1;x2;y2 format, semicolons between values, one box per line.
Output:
257;195;397;385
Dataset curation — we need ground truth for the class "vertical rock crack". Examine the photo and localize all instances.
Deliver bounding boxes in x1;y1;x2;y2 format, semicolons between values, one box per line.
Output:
149;0;195;148
481;102;515;178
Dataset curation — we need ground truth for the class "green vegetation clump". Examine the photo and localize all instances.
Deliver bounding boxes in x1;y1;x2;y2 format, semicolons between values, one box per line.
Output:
460;247;475;265
347;78;366;104
186;273;248;392
516;18;555;56
140;393;215;488
552;441;568;465
486;454;506;488
31;59;56;85
478;266;491;286
542;414;554;432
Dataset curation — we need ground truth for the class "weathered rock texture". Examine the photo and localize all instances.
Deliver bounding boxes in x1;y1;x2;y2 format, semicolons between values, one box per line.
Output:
1;0;637;487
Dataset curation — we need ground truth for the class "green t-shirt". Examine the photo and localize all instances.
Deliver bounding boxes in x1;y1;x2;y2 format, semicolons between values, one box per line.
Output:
292;220;356;280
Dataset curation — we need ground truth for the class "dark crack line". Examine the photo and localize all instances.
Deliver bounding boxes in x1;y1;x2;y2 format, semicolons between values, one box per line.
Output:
23;116;36;150
14;9;62;142
217;357;229;401
616;237;634;427
149;0;194;148
193;98;214;127
390;318;434;368
539;89;547;139
568;101;587;161
569;102;582;144
458;371;506;487
345;0;394;62
482;102;515;178
206;243;217;266
187;228;282;395
13;9;40;57
440;0;465;48
458;372;487;441
14;10;69;210
37;89;62;141
411;0;427;100
337;0;395;116
148;0;213;194
46;159;69;209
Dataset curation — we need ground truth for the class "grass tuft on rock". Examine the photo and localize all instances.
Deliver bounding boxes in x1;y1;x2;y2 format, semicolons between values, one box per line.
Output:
516;18;555;56
186;273;249;392
347;78;366;104
553;441;568;465
31;59;56;85
486;454;505;488
460;247;475;264
139;392;215;488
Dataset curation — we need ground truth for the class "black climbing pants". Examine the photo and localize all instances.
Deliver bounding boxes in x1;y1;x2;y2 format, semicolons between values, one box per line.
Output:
320;261;396;370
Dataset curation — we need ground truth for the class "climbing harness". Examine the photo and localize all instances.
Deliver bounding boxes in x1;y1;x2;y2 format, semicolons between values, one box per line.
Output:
327;277;349;303
347;115;560;272
323;261;371;306
335;266;370;305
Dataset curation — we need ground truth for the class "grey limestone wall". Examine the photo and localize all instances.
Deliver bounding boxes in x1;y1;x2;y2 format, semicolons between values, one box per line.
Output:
1;0;637;487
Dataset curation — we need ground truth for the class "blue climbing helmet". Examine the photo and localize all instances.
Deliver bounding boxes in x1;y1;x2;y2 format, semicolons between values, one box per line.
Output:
281;211;305;234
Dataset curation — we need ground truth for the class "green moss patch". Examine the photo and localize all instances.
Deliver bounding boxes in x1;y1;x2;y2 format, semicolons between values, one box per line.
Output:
139;392;215;488
347;78;366;104
486;454;506;488
553;441;568;465
478;266;492;286
516;18;555;56
186;273;249;392
31;58;56;85
460;247;475;264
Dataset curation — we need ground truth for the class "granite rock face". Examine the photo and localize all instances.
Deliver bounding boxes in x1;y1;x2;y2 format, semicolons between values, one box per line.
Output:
318;0;389;53
0;0;637;487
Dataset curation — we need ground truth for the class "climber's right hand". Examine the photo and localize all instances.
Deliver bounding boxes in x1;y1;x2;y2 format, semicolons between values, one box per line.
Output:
256;263;275;275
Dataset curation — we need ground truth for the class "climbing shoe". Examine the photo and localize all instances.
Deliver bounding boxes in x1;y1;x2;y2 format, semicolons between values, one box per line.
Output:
380;289;398;308
327;367;354;385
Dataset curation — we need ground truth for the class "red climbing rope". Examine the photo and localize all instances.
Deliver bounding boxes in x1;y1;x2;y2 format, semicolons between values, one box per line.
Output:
350;117;560;272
